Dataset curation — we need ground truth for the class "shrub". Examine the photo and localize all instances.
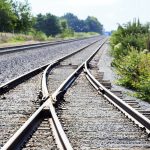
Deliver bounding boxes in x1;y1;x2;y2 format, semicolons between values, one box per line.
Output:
33;31;47;41
110;20;150;101
59;28;74;38
115;48;150;101
28;29;48;41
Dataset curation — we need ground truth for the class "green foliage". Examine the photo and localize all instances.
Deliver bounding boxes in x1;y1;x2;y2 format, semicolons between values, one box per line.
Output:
34;13;61;36
11;0;33;33
110;19;150;101
0;2;102;42
0;31;48;44
62;13;87;32
9;34;31;42
33;13;101;39
0;0;33;33
74;32;99;38
28;29;47;41
60;19;68;31
116;49;150;101
0;2;103;40
62;13;103;33
0;32;33;43
110;20;150;57
59;28;74;38
85;16;103;34
0;0;16;32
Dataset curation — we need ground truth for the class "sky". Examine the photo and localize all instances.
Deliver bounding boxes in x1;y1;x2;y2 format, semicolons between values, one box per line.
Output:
27;0;150;31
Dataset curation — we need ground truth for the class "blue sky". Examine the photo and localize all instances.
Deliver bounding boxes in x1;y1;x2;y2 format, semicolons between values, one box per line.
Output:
27;0;150;31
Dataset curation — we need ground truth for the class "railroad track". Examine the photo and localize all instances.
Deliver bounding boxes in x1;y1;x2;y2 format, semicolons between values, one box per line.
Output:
0;37;102;149
0;36;98;55
1;37;150;149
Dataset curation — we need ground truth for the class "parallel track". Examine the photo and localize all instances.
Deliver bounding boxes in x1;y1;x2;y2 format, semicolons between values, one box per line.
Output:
1;37;150;149
0;36;98;55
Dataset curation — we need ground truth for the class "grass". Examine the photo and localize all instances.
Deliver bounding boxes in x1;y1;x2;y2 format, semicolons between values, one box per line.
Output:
0;32;33;44
59;32;99;39
74;32;99;38
0;31;99;47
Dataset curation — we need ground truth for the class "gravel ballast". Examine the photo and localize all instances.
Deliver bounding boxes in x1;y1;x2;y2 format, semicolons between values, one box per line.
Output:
58;73;150;149
0;73;41;148
0;37;99;85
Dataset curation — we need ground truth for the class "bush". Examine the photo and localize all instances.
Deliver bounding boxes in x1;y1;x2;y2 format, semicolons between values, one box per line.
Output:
33;31;47;41
60;28;74;38
28;29;48;41
115;48;150;101
74;32;99;38
110;20;150;101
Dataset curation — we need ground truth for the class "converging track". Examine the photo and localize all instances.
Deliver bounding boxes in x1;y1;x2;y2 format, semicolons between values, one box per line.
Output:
0;37;102;149
1;36;150;150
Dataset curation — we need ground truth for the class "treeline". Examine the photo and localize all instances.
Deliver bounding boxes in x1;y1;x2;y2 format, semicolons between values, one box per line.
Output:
110;20;150;101
34;13;103;36
62;13;103;33
0;0;33;33
0;0;103;38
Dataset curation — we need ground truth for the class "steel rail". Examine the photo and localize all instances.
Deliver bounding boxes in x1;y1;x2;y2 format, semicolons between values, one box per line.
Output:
1;100;49;150
0;64;48;95
1;37;104;150
0;36;100;55
48;39;106;149
84;48;150;135
39;39;106;150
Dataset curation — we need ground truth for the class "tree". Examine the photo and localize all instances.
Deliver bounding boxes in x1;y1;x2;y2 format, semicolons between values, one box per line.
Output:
60;19;68;31
0;0;33;33
85;16;103;34
62;13;103;33
62;13;81;32
0;0;16;32
34;13;61;36
11;0;33;33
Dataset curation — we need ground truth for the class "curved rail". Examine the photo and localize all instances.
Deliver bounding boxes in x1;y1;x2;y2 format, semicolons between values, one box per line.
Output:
1;37;104;150
0;36;99;55
49;39;106;149
40;39;105;149
84;54;150;135
51;40;106;101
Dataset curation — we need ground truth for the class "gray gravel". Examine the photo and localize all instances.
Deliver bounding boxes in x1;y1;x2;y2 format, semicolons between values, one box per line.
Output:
58;73;150;149
97;41;150;110
0;37;99;85
0;73;41;148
